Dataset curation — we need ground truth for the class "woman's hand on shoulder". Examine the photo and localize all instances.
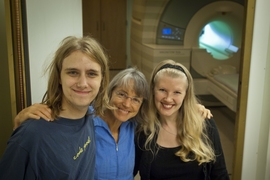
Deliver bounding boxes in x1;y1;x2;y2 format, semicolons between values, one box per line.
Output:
197;104;213;119
13;103;52;130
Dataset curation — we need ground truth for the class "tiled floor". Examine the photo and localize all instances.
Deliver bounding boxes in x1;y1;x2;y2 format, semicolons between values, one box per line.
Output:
134;106;235;180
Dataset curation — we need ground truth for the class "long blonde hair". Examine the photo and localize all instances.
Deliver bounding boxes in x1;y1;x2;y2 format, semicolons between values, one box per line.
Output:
140;59;215;164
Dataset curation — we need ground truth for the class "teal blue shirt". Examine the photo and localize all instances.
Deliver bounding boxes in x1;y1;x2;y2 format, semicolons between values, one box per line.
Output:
94;116;136;180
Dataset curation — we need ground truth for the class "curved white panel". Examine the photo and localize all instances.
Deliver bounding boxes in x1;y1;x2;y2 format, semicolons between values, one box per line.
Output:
186;1;244;77
184;1;244;47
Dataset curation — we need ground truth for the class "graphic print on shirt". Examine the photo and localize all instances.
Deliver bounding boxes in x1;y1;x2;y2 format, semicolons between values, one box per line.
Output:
73;136;91;160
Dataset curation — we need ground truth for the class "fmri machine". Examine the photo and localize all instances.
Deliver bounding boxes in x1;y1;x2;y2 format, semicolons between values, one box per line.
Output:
130;0;244;112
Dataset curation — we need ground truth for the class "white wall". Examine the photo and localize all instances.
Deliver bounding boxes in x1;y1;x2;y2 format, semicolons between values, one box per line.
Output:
263;39;270;179
26;0;82;103
241;0;270;179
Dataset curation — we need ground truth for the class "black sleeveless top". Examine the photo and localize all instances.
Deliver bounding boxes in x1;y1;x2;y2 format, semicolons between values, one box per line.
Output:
134;118;230;180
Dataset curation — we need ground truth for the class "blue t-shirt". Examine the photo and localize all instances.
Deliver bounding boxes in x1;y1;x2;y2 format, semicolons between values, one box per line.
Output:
0;112;96;180
94;116;135;180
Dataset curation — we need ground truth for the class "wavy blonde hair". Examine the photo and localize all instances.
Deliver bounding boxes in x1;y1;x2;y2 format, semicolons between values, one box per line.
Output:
139;59;215;164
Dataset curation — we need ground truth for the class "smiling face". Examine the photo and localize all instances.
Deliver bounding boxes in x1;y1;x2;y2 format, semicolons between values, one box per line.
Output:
109;81;143;122
154;74;188;120
60;50;102;117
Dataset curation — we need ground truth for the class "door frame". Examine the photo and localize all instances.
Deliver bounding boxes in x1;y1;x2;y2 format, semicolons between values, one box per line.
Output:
5;0;31;113
232;0;255;179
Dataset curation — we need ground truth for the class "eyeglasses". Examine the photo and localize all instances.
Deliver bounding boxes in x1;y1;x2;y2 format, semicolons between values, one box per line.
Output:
115;91;142;105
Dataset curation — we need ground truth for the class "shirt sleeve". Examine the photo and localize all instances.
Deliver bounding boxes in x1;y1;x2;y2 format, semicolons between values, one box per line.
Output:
0;141;36;179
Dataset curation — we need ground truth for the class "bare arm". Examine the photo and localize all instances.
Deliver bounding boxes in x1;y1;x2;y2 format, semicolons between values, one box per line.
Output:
197;104;213;119
13;103;52;130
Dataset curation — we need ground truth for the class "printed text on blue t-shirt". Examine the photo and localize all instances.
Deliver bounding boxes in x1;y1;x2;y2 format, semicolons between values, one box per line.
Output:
73;136;91;160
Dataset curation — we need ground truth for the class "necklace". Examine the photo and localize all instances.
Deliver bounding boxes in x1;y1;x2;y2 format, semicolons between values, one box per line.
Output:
161;125;177;136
